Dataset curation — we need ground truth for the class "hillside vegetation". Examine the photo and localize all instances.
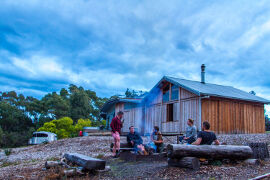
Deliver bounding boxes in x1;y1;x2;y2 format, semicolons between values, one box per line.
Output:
0;84;108;148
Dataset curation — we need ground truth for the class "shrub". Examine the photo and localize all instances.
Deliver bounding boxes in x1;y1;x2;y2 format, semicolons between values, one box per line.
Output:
37;117;76;139
38;122;57;134
75;119;92;132
4;148;12;156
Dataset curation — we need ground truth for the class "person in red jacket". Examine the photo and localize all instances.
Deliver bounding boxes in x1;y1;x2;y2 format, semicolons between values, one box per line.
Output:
110;111;124;158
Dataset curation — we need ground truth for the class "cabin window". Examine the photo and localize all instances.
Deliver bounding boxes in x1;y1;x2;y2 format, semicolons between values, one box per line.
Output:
163;84;170;102
171;85;179;101
167;103;174;122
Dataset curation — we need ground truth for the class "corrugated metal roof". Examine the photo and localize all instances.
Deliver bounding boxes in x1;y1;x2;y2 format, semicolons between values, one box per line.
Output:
101;98;142;112
164;76;270;104
101;76;270;114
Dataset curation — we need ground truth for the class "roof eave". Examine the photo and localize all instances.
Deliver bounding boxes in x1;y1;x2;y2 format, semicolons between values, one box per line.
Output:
200;93;270;104
101;98;143;113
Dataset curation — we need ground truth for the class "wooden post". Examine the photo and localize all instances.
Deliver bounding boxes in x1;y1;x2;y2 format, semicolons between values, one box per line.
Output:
168;157;200;170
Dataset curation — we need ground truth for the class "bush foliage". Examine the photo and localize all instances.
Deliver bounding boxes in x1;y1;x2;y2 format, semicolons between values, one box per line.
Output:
38;117;96;139
0;84;108;148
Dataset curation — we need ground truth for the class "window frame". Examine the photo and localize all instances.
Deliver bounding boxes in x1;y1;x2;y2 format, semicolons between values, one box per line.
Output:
162;83;179;103
166;103;174;122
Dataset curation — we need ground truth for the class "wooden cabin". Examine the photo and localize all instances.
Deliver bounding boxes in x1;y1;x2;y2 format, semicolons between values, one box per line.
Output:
101;65;270;134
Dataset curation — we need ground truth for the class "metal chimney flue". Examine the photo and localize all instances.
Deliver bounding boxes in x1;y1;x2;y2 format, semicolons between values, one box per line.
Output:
201;64;205;84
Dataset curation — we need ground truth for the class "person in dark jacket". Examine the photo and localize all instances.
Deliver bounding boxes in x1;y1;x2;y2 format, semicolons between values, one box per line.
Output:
110;111;124;158
192;121;220;145
127;126;147;155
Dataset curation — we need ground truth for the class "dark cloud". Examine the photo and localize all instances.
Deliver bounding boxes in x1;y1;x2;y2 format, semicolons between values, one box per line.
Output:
0;0;269;117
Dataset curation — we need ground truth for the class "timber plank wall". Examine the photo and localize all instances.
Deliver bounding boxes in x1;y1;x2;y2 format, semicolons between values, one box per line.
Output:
145;87;200;134
201;98;265;134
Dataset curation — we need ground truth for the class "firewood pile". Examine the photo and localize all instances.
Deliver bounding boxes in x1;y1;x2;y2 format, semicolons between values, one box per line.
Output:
44;153;108;178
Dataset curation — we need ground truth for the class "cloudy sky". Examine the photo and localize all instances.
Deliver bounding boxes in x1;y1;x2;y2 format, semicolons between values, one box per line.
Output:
1;0;270;112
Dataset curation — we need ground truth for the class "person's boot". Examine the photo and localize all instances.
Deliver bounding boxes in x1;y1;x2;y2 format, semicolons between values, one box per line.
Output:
112;150;118;158
116;150;120;157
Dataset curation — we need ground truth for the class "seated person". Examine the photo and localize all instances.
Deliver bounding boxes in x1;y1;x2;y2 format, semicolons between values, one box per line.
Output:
151;126;164;153
179;119;197;144
127;126;147;155
192;121;220;145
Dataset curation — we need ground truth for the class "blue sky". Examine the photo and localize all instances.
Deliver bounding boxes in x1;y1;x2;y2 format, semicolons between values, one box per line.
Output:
1;1;270;114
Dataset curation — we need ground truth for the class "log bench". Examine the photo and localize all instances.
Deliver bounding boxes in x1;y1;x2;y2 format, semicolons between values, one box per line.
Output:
167;144;254;170
110;143;133;152
168;157;200;170
110;143;167;161
167;144;253;160
64;153;106;171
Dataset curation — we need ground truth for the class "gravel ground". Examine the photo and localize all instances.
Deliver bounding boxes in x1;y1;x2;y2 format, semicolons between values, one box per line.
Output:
0;135;270;179
162;133;270;145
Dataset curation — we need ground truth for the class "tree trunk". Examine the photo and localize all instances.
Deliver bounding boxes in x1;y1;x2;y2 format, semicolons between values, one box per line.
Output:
167;144;253;160
249;143;269;160
64;153;106;170
168;157;200;170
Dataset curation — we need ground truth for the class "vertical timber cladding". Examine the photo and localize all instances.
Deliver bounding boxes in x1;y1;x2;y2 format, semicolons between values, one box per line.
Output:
144;88;163;134
145;105;162;133
179;88;200;132
161;103;180;133
122;107;143;133
114;103;128;132
115;103;133;133
161;87;200;133
114;102;143;133
201;98;265;134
